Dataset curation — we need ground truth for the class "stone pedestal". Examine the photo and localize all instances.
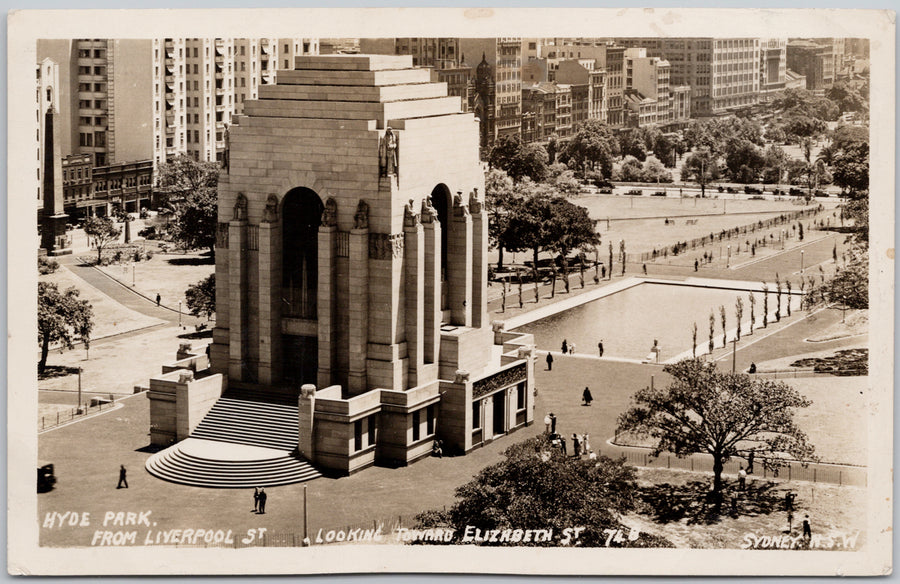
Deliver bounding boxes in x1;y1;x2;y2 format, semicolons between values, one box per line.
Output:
298;384;316;462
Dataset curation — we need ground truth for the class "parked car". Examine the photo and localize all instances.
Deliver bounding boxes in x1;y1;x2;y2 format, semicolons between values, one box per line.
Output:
38;461;56;493
597;187;613;194
651;191;667;197
744;185;763;194
789;187;804;196
814;189;829;197
625;189;643;196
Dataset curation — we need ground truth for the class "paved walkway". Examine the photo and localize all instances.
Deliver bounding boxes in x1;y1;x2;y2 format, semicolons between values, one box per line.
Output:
57;254;202;329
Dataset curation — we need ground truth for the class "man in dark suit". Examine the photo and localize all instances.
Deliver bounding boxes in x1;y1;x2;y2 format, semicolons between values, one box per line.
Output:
117;465;128;489
258;488;267;514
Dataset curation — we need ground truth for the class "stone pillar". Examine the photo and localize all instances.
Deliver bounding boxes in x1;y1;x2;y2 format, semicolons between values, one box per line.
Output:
422;199;441;365
258;219;281;385
227;219;247;381
317;224;337;389
448;193;473;327
366;232;407;391
347;201;369;394
470;190;488;329
298;384;316;463
403;203;424;387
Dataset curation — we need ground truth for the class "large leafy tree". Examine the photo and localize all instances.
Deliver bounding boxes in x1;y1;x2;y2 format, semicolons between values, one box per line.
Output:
185;274;216;320
505;183;599;266
618;358;817;497
723;138;766;184
682;150;720;197
560;118;619;178
488;135;549;183
418;435;670;547
484;168;517;270
157;154;220;252
38;282;94;374
827;81;868;113
831;141;869;196
83;216;121;264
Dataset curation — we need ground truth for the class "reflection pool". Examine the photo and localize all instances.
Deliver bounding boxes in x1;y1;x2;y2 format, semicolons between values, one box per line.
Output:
511;281;800;362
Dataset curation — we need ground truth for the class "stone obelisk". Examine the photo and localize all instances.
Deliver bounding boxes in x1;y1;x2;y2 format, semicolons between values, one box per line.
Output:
40;105;71;256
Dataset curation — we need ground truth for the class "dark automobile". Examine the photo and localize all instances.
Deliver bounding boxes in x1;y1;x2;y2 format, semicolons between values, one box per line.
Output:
744;185;763;194
625;189;643;196
38;461;56;493
789;187;804;196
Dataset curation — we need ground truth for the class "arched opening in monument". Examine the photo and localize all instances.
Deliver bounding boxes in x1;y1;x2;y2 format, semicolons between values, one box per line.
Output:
430;184;452;313
281;187;323;385
281;187;324;319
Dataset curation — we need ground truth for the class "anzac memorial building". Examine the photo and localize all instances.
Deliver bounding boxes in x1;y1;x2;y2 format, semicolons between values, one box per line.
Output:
146;55;535;486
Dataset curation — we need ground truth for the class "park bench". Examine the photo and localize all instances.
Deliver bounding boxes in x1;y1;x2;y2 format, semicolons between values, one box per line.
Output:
685;219;698;225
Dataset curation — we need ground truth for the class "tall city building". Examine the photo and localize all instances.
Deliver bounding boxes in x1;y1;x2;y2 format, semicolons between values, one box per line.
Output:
37;39;154;168
759;38;788;102
555;59;607;125
151;37;319;169
624;48;671;125
616;38;760;116
460;38;523;150
787;39;835;91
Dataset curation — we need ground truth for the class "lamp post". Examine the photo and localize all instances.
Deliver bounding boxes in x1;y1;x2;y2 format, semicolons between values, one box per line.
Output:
801;250;805;274
77;367;83;414
178;300;183;327
727;245;731;268
131;262;135;287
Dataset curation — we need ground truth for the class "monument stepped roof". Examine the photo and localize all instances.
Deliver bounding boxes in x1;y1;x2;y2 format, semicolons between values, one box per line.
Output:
239;53;465;123
294;54;414;71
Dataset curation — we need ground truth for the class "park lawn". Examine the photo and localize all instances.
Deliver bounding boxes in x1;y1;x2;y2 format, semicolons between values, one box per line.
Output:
41;266;163;341
97;248;215;314
625;467;867;550
38;325;208;396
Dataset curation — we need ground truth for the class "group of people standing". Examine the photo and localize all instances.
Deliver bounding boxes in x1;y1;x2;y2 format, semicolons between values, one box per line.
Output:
543;413;595;459
252;487;268;514
545;339;605;370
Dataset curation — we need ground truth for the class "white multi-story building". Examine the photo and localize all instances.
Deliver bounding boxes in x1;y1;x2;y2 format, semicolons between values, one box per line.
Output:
151;37;319;169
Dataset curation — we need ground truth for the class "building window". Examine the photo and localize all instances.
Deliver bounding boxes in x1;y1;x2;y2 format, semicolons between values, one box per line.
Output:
516;382;526;410
426;404;436;435
412;410;421;441
354;420;363;451
472;400;482;430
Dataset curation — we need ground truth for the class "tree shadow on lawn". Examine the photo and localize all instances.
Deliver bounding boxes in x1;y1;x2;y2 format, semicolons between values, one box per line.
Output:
38;365;81;380
165;255;214;266
638;479;786;526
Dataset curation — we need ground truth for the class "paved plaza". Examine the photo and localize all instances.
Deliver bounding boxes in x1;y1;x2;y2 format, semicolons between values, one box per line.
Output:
37;216;868;546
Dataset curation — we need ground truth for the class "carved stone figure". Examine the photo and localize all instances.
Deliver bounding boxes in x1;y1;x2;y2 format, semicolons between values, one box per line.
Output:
379;127;399;177
469;189;483;214
233;193;248;221
453;191;470;217
354;200;369;230
262;194;279;223
223;124;230;173
322;197;337;227
420;196;438;224
403;199;419;228
454;370;470;384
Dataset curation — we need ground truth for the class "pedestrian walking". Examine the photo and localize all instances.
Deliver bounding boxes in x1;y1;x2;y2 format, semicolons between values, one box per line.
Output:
694;259;699;272
117;465;128;489
258;488;267;514
582;387;593;406
544;413;552;433
549;412;557;434
559;435;567;456
572;433;581;457
156;293;161;306
546;352;554;371
597;340;604;357
601;265;606;279
569;342;576;355
253;487;260;512
642;263;647;275
582;433;591;453
561;339;568;354
738;466;747;490
802;514;812;540
747;449;755;474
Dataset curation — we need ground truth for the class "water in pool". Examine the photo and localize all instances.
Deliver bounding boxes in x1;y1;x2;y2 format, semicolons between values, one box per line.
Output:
513;282;800;362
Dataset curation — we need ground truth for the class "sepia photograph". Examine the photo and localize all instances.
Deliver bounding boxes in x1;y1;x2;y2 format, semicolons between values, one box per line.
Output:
7;6;894;576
